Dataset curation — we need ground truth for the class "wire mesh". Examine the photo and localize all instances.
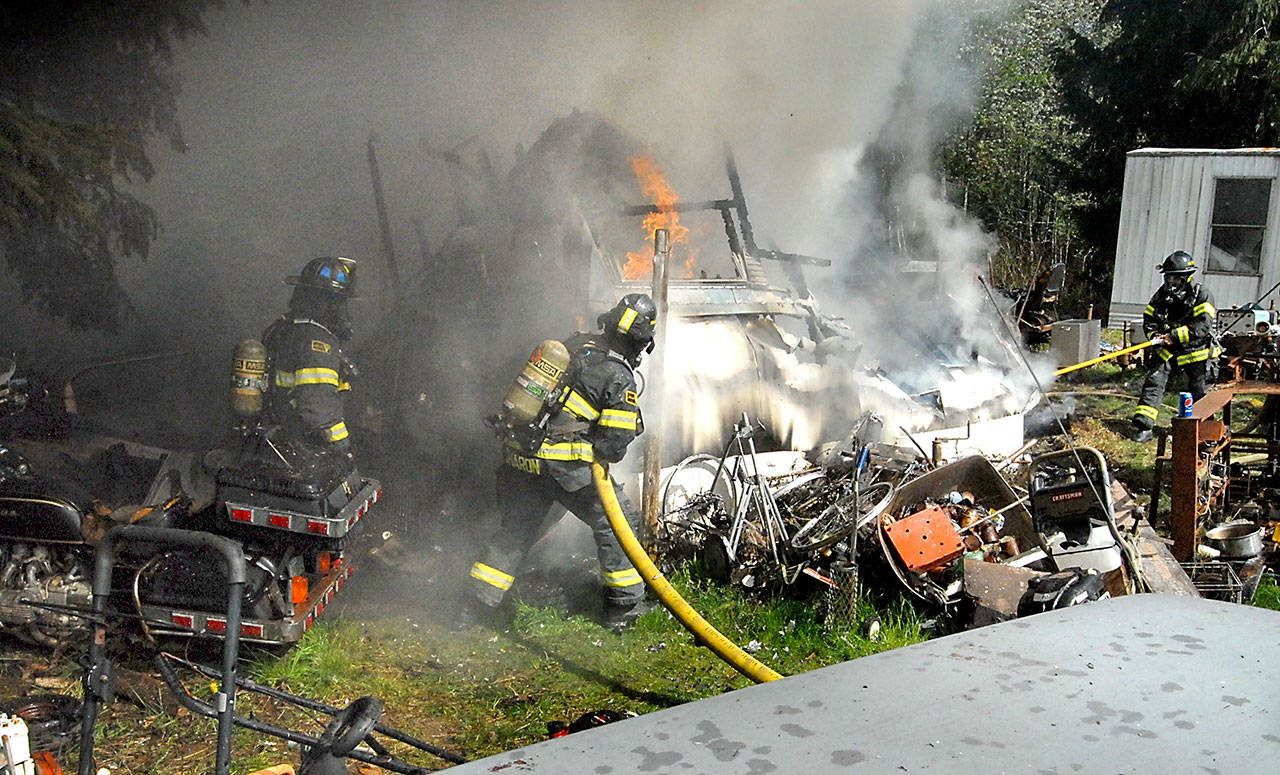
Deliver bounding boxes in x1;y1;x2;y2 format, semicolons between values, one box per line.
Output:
1180;560;1243;604
822;560;860;624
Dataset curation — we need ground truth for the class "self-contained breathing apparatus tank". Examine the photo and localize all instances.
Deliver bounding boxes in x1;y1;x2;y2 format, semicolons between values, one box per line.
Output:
493;339;571;451
231;338;268;418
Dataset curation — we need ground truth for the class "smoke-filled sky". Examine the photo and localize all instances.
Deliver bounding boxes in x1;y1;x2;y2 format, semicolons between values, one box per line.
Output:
131;0;957;332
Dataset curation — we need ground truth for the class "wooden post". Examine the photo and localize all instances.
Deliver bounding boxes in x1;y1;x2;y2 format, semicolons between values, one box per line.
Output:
1169;415;1199;562
1169;388;1238;561
641;229;672;551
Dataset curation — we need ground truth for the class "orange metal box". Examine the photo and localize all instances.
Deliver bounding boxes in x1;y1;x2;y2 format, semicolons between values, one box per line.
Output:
884;505;964;572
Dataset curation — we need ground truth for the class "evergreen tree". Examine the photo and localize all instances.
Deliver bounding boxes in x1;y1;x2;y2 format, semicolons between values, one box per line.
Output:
0;1;221;329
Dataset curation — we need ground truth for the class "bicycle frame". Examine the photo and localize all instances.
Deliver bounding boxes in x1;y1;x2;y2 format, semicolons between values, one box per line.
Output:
715;414;793;565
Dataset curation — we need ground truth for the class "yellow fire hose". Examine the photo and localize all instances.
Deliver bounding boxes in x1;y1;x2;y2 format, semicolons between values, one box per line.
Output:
1055;339;1154;376
592;462;783;683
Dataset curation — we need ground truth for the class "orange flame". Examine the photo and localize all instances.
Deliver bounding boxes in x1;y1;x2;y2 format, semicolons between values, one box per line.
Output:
623;157;696;280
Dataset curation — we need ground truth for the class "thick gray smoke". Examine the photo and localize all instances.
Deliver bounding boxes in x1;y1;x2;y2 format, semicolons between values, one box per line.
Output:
6;0;1046;614
127;1;945;330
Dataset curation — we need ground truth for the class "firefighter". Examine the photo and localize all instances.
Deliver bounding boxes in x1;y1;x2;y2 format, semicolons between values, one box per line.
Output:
463;294;656;632
1131;251;1217;443
262;257;358;455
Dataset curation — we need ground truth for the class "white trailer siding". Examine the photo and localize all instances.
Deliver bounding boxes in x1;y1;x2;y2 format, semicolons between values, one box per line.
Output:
1109;148;1280;329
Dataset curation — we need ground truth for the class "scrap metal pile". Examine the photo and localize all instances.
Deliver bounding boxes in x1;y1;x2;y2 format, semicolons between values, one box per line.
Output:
657;414;1138;620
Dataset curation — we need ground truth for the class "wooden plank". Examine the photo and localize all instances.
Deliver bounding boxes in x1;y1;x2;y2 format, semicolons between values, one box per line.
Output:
1110;480;1200;597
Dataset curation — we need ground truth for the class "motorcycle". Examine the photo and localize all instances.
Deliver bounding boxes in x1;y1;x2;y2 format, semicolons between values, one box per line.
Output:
0;357;379;647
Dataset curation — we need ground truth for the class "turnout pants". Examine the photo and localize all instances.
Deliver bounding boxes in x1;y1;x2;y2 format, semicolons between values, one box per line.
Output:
468;464;645;610
1132;358;1208;430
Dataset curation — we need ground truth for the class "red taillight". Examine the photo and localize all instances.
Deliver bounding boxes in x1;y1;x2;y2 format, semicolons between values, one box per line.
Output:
207;617;227;633
269;513;290;528
291;576;309;605
241;622;263;638
172;613;194;628
230;507;252;522
306;520;329;535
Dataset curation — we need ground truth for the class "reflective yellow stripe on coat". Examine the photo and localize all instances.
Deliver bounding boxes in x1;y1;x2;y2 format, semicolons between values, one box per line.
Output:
294;367;341;387
563;389;600;421
1175;347;1211;366
534;441;595;462
598;408;639;430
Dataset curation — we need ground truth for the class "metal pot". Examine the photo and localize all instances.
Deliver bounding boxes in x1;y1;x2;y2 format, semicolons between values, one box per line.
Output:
1205;520;1263;558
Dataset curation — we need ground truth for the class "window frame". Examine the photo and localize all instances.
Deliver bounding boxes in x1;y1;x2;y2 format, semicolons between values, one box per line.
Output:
1204;175;1273;277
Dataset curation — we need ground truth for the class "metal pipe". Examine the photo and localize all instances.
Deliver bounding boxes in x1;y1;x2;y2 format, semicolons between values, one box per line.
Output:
152;656;441;773
160;653;467;765
79;526;246;775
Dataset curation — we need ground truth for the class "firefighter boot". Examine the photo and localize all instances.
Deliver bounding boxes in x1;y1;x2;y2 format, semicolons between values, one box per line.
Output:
600;599;653;633
452;598;507;632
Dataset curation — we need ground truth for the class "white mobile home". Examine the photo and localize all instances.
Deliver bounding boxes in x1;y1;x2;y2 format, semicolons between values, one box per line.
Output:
1109;148;1280;327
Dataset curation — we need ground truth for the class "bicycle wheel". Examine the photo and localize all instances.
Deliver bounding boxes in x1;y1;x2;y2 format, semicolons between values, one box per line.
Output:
770;472;842;553
661;453;737;517
657;453;737;557
789;480;892;554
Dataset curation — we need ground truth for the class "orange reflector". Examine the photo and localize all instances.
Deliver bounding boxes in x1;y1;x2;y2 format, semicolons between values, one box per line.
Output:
317;551;333;573
291;576;309;605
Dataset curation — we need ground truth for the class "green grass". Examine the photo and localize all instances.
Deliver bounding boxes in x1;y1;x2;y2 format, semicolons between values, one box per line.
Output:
1252;577;1280;611
54;565;934;773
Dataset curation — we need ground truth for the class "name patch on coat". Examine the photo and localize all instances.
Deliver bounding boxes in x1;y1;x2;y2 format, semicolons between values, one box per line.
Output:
311;340;331;353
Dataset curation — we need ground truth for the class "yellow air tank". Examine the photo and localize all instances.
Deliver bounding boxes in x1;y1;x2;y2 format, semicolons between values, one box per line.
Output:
503;340;570;426
231;338;268;418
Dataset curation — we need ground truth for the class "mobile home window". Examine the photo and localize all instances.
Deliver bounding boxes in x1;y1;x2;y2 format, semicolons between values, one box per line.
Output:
1207;177;1272;275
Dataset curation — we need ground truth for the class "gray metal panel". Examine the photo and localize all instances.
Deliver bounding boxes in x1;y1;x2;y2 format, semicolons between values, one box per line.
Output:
1111;150;1280;319
667;284;811;318
450;595;1280;774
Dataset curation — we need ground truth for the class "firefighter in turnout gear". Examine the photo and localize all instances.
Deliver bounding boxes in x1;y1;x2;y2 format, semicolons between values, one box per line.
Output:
465;294;656;632
1131;251;1218;443
262;257;358;454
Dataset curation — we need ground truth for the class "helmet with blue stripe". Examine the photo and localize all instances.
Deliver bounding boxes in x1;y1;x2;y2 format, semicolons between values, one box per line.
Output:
287;256;358;298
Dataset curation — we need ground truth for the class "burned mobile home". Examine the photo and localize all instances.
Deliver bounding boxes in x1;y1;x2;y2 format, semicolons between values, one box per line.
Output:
568;145;1037;466
388;114;1035;489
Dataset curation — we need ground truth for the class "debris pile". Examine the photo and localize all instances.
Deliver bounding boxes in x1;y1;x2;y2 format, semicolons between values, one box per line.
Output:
655;413;1159;626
